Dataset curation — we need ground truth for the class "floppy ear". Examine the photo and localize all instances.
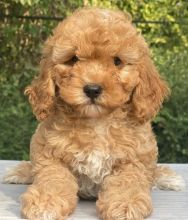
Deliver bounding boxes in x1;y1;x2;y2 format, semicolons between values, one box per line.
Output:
129;56;170;123
24;58;55;121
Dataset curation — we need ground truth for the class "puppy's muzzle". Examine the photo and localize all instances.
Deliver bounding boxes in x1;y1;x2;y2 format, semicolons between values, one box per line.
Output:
83;84;102;100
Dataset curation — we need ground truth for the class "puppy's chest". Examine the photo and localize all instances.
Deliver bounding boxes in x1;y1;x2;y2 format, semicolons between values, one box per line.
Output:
72;149;115;182
51;119;138;197
70;124;117;184
74;149;116;198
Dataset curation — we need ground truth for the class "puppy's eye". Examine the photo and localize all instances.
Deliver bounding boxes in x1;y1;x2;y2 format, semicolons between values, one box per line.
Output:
65;55;79;65
114;57;122;66
71;55;79;63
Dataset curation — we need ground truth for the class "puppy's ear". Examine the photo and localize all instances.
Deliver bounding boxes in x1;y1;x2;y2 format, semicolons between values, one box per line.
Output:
130;56;170;123
24;58;55;121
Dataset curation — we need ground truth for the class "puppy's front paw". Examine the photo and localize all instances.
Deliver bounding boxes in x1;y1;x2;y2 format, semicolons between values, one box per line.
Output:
21;185;77;220
97;192;152;220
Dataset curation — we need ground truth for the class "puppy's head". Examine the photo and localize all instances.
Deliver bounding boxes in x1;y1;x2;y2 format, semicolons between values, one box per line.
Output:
25;8;169;123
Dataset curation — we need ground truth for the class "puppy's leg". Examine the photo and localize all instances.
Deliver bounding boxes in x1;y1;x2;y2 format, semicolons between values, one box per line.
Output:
96;163;153;220
21;162;78;220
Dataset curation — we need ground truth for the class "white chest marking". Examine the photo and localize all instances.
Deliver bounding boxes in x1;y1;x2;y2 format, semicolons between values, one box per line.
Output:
72;150;115;198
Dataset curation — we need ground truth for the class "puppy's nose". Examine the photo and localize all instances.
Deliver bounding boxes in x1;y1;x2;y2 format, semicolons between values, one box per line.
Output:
83;84;102;99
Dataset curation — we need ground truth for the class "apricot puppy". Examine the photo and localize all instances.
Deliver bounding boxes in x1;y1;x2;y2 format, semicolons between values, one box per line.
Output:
4;7;185;220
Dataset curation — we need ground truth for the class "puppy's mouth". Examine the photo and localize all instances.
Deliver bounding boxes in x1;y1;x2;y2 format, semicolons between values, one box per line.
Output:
90;98;96;104
56;95;105;118
77;102;110;118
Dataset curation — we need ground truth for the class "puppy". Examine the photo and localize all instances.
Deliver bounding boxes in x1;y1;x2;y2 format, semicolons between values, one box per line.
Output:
4;7;185;220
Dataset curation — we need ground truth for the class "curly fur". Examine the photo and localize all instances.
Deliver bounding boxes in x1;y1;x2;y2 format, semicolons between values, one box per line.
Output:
3;7;185;220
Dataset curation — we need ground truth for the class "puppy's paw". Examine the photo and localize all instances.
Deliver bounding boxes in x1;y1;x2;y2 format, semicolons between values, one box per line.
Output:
21;185;77;220
97;192;152;220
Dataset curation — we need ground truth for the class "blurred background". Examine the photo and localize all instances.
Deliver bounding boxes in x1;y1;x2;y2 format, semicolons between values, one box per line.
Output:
0;0;187;162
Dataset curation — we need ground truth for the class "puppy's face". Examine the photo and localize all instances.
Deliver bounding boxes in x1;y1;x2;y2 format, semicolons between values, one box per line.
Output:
53;42;140;118
25;8;169;122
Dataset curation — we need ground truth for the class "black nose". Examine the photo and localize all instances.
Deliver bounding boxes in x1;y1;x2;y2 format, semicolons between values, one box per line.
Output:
83;84;102;99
